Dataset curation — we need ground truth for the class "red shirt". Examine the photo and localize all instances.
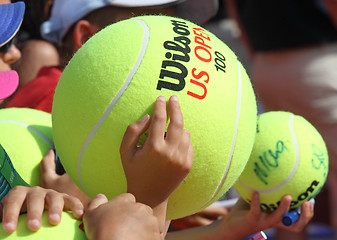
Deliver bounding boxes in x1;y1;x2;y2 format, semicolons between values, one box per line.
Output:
6;66;62;113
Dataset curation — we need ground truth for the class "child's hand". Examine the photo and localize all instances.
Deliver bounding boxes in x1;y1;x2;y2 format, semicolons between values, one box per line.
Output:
120;95;193;235
120;95;193;207
0;185;84;233
83;193;162;240
40;149;91;208
218;193;314;240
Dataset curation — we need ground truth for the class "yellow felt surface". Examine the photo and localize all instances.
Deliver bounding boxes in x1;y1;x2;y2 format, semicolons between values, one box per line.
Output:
52;15;257;219
0;108;53;186
0;212;86;239
234;111;329;211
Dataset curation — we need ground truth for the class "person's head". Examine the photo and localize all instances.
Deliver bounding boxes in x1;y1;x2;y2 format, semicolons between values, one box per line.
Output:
0;0;25;72
0;1;24;104
41;0;218;66
11;0;54;41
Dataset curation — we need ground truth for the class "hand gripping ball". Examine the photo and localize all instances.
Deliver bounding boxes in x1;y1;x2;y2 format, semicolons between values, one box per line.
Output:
0;212;86;239
234;111;329;211
52;15;257;219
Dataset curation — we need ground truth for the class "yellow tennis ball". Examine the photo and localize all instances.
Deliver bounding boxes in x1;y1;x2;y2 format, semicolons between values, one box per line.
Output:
52;15;257;219
234;111;329;211
0;108;53;186
0;212;86;239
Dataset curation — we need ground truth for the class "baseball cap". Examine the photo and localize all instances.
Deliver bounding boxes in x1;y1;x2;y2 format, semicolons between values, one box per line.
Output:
0;70;19;100
0;2;25;48
41;0;218;42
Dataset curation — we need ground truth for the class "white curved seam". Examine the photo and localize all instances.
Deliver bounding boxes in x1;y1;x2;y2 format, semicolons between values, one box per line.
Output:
202;61;242;207
239;114;300;194
0;120;54;148
77;19;150;193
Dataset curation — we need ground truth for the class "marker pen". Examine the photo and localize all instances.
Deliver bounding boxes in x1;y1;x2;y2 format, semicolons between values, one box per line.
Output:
282;198;315;226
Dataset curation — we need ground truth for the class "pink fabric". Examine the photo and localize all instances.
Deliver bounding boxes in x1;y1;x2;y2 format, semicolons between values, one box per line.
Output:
6;66;62;113
0;70;19;100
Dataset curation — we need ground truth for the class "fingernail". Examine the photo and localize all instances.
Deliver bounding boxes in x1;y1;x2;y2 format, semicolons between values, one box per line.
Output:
171;95;178;101
3;222;15;232
50;213;61;223
96;193;105;198
157;96;165;101
287;195;293;202
310;202;314;211
140;114;150;122
28;219;40;230
76;209;84;217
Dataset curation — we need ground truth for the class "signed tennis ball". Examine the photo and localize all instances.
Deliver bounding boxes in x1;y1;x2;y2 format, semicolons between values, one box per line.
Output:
234;111;328;211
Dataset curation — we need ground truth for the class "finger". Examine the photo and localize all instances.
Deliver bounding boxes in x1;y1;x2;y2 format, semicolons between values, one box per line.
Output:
136;202;154;215
118;193;136;203
26;188;46;231
269;195;292;223
40;149;57;186
187;140;194;168
40;149;56;174
146;96;167;144
249;192;261;219
62;195;84;220
178;130;193;169
289;201;314;231
165;95;184;145
120;114;151;159
1;186;27;233
45;191;64;225
86;194;109;211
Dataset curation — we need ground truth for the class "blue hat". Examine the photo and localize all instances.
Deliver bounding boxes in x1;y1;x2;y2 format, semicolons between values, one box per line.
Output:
0;2;25;47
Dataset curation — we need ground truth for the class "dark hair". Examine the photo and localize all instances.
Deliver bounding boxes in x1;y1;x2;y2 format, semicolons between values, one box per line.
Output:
13;0;53;41
59;5;177;66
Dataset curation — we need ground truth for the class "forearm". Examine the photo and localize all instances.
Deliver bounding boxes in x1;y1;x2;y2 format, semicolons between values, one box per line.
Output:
166;220;236;240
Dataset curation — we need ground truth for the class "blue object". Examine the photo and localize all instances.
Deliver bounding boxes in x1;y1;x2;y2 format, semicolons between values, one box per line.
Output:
54;149;66;175
282;210;300;226
0;2;25;47
282;198;315;226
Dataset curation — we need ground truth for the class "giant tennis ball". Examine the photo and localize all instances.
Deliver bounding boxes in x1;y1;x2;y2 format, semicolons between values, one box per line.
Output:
0;212;86;239
234;111;329;211
52;15;257;219
0;108;53;186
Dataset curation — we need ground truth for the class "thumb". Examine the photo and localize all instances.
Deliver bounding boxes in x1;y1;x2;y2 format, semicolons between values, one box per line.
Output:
87;194;108;211
120;114;151;159
40;149;57;183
